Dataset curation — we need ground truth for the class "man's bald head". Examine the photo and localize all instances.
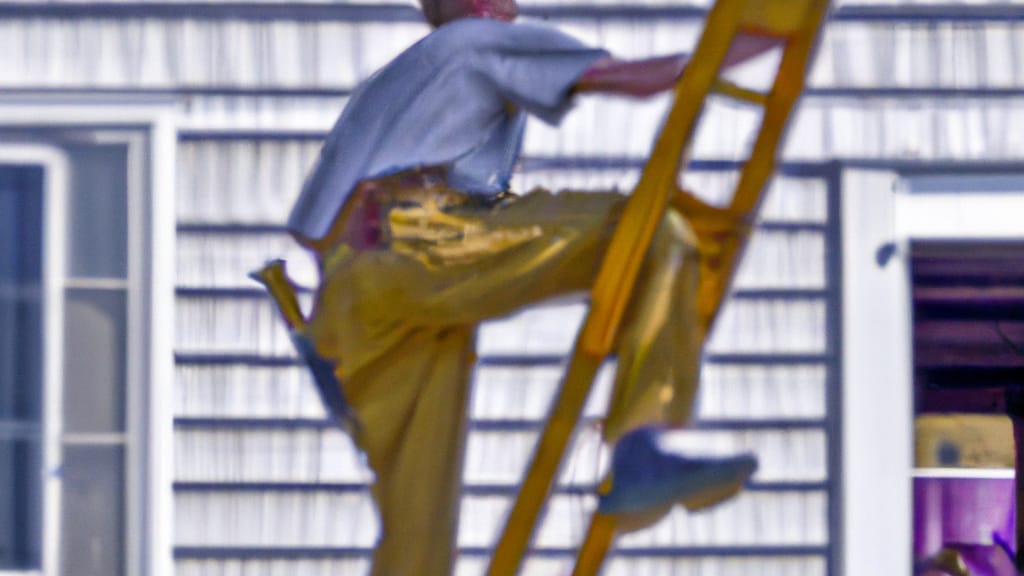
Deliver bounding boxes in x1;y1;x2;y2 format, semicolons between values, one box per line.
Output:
419;0;518;27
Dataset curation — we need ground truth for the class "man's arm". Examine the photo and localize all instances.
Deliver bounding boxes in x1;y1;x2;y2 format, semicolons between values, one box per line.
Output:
574;34;782;98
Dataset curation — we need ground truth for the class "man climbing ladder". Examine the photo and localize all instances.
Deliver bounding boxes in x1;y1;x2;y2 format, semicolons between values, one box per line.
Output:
254;0;829;573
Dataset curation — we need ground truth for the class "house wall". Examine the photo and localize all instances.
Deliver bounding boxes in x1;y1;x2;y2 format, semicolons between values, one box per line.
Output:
2;1;1022;574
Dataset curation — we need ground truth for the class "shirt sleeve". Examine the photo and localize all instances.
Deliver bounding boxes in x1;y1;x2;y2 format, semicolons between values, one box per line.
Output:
475;24;608;125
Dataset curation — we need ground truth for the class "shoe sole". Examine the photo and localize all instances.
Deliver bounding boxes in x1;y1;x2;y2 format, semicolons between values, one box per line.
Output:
681;474;751;511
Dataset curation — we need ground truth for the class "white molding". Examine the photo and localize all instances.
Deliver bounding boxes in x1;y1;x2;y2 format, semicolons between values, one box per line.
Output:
64;277;130;290
123;128;148;576
913;468;1015;480
148;110;178;576
841;168;913;576
0;98;178;576
61;434;131;446
894;190;1024;239
0;144;68;576
0;96;178;127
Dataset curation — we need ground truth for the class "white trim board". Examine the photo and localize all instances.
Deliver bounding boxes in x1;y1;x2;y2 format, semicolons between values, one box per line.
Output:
913;468;1016;480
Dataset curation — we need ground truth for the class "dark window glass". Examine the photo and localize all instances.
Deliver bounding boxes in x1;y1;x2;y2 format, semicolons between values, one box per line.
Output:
0;164;45;569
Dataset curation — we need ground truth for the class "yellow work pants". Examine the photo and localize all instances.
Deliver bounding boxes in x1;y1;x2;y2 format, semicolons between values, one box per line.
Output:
303;188;703;576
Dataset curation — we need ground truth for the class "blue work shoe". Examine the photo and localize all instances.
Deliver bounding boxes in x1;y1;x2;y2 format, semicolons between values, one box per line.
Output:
597;426;757;532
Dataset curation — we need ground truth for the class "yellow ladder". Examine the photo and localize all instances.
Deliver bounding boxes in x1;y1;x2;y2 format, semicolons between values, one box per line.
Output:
485;0;832;574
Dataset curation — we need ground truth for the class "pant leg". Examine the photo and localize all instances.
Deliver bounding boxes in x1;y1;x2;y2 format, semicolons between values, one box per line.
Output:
490;192;706;438
601;208;705;442
343;326;475;576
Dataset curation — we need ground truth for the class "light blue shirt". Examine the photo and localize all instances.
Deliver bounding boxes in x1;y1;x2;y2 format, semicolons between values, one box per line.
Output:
288;18;608;239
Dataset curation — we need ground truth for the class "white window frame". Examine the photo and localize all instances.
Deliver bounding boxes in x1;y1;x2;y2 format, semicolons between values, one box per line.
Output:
841;168;1024;576
0;96;177;576
0;145;67;576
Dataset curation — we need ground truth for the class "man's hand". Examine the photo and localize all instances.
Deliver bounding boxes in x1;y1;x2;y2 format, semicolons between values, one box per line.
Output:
575;33;784;98
575;53;690;98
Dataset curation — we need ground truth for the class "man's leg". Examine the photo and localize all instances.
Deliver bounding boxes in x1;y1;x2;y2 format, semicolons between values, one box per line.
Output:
306;240;479;574
346;326;475;576
597;208;757;528
303;190;630;574
302;188;710;573
602;207;705;441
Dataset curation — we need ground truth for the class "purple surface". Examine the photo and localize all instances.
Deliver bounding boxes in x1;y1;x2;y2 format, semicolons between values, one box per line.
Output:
914;476;1016;560
936;544;1018;576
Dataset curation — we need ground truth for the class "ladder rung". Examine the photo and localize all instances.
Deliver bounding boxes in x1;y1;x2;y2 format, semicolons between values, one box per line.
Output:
738;24;799;41
739;0;815;37
712;79;768;105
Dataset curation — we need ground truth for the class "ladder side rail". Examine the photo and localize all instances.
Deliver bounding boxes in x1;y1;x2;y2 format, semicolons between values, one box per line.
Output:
484;1;749;573
570;2;833;574
700;0;833;329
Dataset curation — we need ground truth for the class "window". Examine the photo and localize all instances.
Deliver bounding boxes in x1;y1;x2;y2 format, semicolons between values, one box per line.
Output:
0;142;131;576
58;142;130;576
841;168;1024;576
911;240;1021;566
0;105;176;576
0;164;46;571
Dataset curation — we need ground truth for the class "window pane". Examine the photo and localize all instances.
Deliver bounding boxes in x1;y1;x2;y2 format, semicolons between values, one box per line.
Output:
0;438;42;569
63;288;126;433
0;164;44;570
0;165;44;423
66;144;127;279
61;445;125;576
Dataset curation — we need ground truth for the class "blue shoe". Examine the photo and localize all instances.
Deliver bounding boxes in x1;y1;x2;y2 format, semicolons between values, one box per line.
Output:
597;427;757;531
